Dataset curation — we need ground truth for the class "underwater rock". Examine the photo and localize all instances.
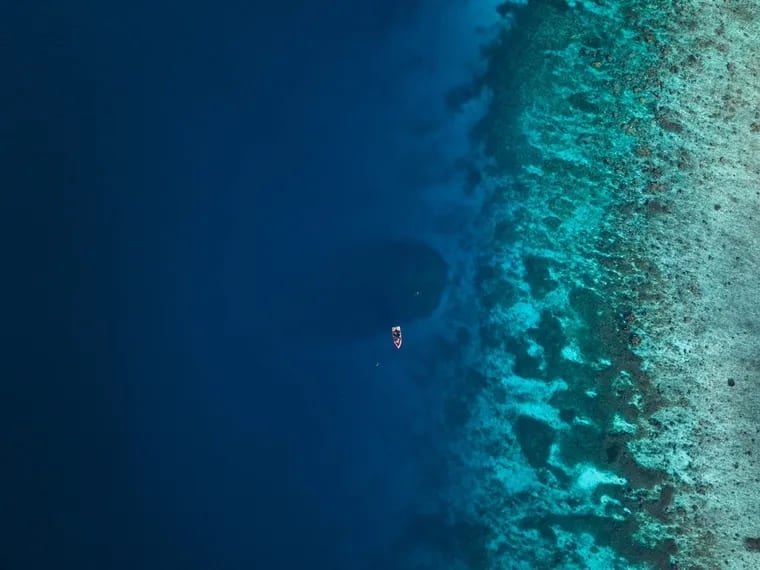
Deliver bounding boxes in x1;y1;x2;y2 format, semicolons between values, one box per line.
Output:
533;310;566;379
744;537;760;552
559;408;577;424
523;254;558;299
513;415;555;469
567;92;600;114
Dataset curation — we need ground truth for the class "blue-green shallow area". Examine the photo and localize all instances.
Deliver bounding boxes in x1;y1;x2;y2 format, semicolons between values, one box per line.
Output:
449;1;691;568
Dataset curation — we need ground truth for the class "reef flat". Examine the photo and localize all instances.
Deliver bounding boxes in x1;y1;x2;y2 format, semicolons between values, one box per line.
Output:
615;1;760;567
453;1;760;568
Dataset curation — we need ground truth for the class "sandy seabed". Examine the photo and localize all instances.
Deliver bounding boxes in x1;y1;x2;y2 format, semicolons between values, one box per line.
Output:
621;1;760;567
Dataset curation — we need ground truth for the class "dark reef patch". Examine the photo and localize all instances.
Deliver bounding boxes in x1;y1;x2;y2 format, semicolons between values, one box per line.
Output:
532;310;566;379
493;219;518;243
522;512;673;570
513;415;555;468
506;336;543;379
567;91;600;114
569;286;604;323
605;441;622;463
558;423;605;468
744;537;760;552
523;254;558;298
644;483;675;521
559;408;577;424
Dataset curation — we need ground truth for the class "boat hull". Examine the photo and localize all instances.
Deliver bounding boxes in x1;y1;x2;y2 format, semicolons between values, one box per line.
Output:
391;326;402;349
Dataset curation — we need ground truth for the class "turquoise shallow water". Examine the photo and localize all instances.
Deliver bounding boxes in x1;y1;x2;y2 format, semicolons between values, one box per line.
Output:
414;1;690;568
389;0;760;566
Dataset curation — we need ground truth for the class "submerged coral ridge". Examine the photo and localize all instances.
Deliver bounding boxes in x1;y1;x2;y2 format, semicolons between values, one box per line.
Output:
451;0;760;568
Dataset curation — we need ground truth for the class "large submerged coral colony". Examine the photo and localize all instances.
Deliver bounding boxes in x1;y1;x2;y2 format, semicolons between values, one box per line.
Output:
461;1;760;568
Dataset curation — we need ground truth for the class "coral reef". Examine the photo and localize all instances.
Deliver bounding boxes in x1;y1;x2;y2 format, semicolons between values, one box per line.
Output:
445;0;760;568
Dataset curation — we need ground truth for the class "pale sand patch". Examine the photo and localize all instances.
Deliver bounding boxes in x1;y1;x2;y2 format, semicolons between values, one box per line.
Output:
625;2;760;566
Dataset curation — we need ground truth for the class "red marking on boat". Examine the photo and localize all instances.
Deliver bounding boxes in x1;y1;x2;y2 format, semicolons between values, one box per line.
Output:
391;326;402;349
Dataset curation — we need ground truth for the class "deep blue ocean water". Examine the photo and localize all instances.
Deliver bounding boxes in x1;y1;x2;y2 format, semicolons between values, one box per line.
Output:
2;2;503;569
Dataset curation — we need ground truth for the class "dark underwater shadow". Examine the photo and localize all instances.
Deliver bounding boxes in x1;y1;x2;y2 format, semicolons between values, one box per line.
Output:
269;238;449;341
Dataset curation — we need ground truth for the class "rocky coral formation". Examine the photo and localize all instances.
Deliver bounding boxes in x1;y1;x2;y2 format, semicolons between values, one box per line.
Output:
451;0;760;568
